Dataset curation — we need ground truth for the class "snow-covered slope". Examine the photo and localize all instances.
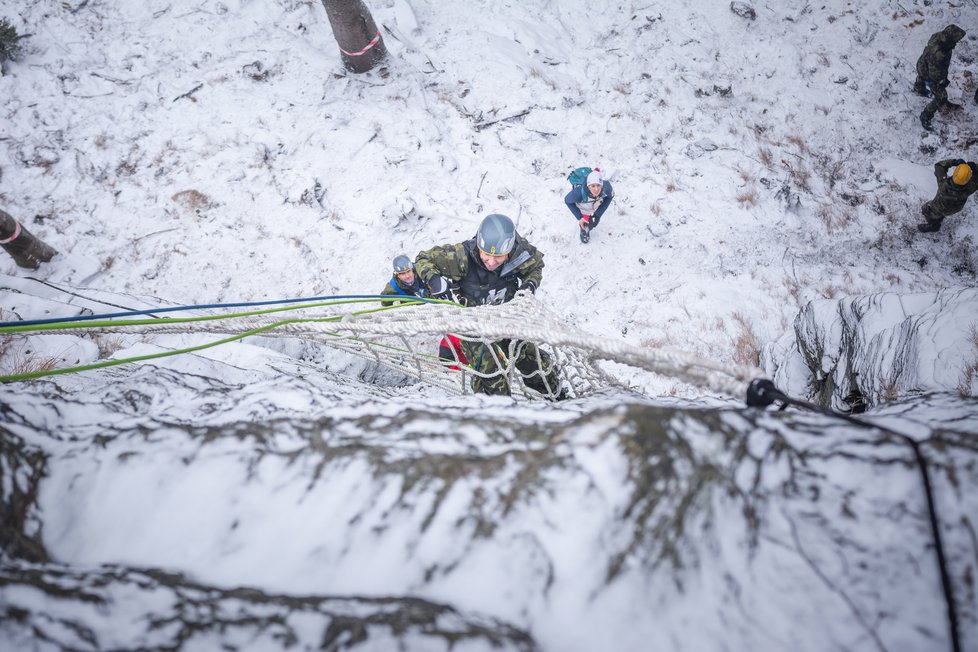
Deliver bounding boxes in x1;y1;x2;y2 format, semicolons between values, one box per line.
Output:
1;0;976;369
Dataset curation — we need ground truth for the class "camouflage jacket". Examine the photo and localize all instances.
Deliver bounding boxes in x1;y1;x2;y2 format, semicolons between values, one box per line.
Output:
415;234;544;306
380;275;426;307
932;159;978;215
915;26;965;82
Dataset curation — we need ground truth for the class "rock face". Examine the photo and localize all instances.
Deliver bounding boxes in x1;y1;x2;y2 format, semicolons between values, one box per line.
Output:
763;288;978;411
2;362;977;651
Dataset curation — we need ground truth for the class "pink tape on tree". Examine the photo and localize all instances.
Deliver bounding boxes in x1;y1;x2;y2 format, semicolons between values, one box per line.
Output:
0;220;21;244
339;31;381;57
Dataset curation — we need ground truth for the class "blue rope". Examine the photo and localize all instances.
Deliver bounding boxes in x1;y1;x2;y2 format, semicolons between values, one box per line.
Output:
0;294;441;328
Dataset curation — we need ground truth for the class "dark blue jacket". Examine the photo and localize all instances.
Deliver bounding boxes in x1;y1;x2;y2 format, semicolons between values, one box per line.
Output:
380;275;427;306
564;180;614;220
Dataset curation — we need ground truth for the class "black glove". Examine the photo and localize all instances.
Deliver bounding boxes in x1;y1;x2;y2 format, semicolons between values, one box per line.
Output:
427;275;451;297
519;279;537;294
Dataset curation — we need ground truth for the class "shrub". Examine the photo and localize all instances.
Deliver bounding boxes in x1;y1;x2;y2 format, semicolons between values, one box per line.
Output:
0;18;27;67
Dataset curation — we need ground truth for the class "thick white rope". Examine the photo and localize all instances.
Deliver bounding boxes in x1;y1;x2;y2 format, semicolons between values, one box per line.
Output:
44;294;763;399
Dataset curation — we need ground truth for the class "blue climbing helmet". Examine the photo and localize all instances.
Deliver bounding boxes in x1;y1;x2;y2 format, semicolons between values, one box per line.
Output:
392;254;414;273
477;214;516;256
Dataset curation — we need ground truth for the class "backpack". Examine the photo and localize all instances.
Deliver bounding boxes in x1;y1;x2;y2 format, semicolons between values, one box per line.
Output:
566;166;597;187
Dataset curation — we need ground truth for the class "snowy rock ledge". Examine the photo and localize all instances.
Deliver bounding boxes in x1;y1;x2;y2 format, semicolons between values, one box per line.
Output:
763;288;978;411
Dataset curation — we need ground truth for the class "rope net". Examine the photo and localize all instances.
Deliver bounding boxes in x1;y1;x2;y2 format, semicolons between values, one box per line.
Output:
22;293;763;401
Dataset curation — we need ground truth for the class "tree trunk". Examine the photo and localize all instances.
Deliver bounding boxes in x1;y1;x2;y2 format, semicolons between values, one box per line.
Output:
0;208;57;269
320;0;388;74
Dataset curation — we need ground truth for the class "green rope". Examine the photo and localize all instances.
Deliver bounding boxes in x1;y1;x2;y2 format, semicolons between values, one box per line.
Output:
0;296;455;335
0;296;462;383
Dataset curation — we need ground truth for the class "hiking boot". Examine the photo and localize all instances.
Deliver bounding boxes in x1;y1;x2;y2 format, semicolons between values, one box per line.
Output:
917;221;941;233
945;101;963;111
920;113;933;131
580;225;590;243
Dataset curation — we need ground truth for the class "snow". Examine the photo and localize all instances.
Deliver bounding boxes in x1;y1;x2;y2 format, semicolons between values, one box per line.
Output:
2;0;978;650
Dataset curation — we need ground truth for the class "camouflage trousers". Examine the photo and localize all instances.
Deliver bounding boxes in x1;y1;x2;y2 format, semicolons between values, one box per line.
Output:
914;76;950;122
921;196;966;226
461;338;561;397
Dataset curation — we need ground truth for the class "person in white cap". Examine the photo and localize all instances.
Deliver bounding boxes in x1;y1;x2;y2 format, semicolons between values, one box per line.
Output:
564;169;614;243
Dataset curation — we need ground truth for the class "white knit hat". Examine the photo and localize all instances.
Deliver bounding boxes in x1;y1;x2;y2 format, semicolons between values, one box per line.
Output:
586;170;602;186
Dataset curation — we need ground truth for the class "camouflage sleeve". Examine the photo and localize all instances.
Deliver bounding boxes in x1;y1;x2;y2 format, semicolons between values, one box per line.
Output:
380;281;398;307
517;245;545;289
415;243;468;284
935;159;956;180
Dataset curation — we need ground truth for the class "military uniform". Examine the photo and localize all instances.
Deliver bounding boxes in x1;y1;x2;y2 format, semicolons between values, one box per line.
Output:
920;159;978;231
415;235;560;396
913;25;966;129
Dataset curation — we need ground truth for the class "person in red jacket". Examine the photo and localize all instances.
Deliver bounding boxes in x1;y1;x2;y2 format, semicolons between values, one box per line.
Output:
438;334;468;370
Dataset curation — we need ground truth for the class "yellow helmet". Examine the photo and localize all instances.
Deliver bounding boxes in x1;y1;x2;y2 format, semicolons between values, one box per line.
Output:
952;164;972;186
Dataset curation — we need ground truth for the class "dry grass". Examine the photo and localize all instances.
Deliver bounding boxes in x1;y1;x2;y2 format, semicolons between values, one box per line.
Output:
736;187;759;206
783;276;799;303
819;285;839;299
92;334;126;359
785;134;807;153
0;333;13;361
816;204;850;232
958;326;978;397
790;165;812;192
730;312;761;367
758;146;773;168
171;189;214;213
880;377;899;402
9;355;60;375
0;334;61;376
527;66;557;91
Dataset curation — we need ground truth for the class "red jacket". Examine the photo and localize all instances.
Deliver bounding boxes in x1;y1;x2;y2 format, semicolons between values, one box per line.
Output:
438;334;468;370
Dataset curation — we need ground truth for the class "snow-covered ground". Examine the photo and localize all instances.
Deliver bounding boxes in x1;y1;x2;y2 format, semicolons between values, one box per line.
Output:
2;1;978;650
2;0;976;378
